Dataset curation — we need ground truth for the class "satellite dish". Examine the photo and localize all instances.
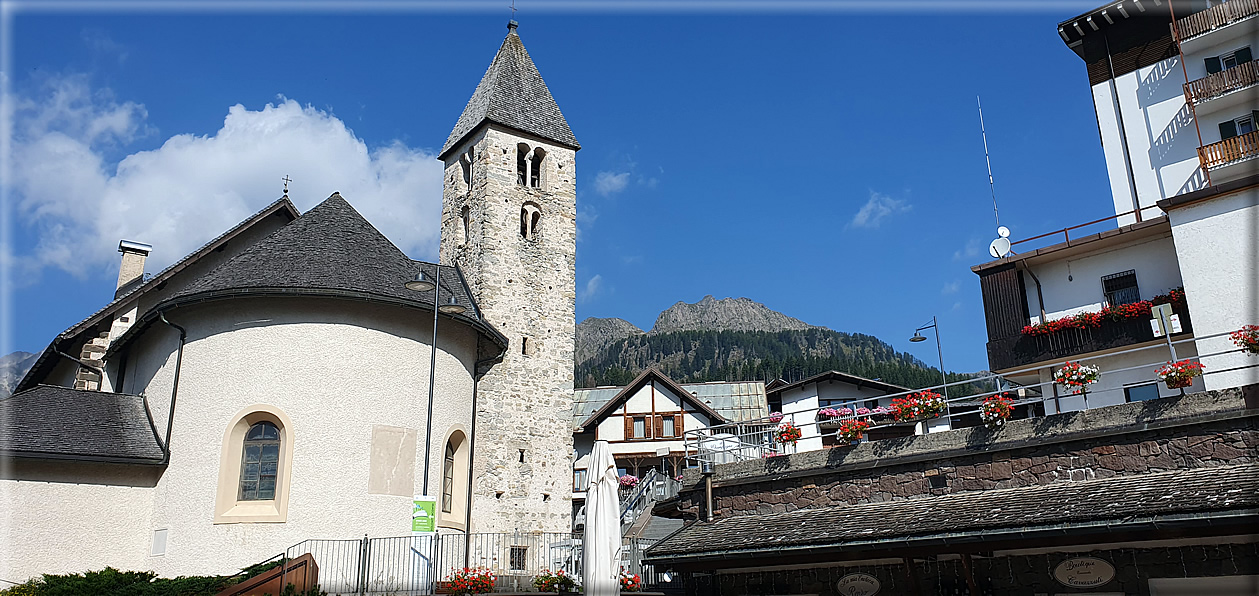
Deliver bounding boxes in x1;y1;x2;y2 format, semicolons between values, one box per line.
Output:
997;226;1010;238
989;237;1012;258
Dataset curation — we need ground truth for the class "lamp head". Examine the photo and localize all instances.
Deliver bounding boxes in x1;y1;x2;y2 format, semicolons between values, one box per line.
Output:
909;332;927;343
438;295;466;315
405;271;435;292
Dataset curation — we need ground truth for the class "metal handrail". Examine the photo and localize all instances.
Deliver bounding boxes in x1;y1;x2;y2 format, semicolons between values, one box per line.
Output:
1008;205;1164;250
685;327;1256;465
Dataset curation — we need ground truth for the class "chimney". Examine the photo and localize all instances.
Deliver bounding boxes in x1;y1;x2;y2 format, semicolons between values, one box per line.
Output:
116;240;152;295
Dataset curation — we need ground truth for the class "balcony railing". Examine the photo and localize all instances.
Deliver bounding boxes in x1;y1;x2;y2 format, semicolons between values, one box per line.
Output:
986;302;1192;372
1176;0;1259;41
1184;60;1259;104
1199;129;1259;169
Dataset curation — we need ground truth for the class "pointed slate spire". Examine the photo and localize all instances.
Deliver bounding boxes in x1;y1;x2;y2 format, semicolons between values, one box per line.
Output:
440;22;580;159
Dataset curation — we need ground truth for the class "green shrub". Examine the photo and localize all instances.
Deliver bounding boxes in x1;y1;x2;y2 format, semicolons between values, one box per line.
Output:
0;565;325;596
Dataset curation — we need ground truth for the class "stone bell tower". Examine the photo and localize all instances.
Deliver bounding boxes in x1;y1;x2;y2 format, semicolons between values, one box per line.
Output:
438;21;578;534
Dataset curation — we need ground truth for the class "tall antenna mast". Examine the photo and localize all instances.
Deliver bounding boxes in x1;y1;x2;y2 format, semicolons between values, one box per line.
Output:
977;95;1000;228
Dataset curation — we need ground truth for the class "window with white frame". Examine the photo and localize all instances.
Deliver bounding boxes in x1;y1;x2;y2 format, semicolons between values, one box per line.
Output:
1125;383;1161;403
1219;113;1258;140
1205;46;1252;73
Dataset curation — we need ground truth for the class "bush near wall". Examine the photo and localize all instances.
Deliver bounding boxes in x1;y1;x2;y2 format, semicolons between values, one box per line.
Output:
0;565;325;596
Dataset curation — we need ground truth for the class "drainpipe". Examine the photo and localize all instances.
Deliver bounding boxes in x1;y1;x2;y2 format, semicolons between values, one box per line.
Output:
1020;263;1048;323
1105;32;1144;220
464;351;498;568
158;311;186;463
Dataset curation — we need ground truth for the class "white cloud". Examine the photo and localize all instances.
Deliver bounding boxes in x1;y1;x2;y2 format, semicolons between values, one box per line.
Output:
941;280;961;295
593;171;629;197
5;75;443;281
953;238;984;261
849;191;911;228
578;274;602;303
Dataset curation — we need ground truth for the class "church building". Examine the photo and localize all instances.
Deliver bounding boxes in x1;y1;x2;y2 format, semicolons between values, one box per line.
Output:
1;21;578;581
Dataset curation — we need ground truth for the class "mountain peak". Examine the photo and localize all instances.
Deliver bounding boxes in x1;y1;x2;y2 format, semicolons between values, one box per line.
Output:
651;296;817;335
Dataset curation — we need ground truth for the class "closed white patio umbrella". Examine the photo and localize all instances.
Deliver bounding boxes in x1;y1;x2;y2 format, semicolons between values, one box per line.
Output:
583;440;621;596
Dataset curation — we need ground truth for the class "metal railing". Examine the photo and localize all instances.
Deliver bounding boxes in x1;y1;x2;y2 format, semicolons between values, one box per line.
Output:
1006;206;1165;253
283;533;663;595
619;469;681;537
685;328;1257;465
1176;0;1259;40
1199;129;1259;170
1184;60;1259;104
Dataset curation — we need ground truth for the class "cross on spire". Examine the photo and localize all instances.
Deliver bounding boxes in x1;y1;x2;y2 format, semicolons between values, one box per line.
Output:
510;0;516;19
282;175;292;194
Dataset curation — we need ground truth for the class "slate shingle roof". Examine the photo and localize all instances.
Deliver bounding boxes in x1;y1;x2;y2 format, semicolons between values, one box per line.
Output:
646;464;1259;561
110;193;507;358
1;385;164;462
15;197;299;394
440;24;579;159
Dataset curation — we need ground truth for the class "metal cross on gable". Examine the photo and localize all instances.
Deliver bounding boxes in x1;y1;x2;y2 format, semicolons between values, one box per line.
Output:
282;175;292;194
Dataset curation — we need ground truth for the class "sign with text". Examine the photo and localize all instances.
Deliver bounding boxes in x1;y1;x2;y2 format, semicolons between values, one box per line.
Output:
835;573;880;595
412;496;437;534
1053;557;1115;588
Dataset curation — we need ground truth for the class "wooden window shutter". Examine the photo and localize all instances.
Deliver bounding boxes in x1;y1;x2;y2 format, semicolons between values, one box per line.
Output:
673;414;683;437
1205;56;1223;74
1236;47;1253;65
1220;120;1238;140
654;416;664;439
624;416;634;440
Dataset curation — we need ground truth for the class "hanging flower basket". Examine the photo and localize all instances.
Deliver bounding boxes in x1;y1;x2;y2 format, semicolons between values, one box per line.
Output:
773;422;802;446
1231;325;1259;355
618;474;639;489
889;391;947;422
980;393;1014;430
1054;361;1099;393
768;411;784;423
1156;359;1204;390
835;418;871;444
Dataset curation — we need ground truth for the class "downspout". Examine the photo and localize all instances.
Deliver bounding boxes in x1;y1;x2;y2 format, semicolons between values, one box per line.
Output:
464;350;497;568
1020;263;1048;323
158;311;186;464
1105;31;1144;220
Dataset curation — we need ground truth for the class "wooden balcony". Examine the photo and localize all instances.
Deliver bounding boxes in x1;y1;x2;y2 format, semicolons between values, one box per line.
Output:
1184;60;1259;104
1176;0;1259;41
986;304;1193;373
1198;129;1259;170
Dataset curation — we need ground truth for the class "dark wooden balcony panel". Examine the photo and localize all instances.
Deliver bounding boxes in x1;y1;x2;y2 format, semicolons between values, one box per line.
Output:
1199;129;1259;170
987;305;1193;372
1176;0;1259;40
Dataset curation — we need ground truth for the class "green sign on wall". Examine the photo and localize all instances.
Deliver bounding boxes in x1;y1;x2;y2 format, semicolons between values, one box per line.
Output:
412;496;437;533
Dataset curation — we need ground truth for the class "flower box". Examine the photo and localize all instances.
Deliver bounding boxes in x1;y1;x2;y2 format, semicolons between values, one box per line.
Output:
1156;359;1204;390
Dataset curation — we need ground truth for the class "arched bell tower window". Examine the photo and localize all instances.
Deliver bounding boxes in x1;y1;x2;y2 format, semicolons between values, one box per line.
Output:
516;143;531;186
530;148;546;189
460;149;473;190
520;202;541;241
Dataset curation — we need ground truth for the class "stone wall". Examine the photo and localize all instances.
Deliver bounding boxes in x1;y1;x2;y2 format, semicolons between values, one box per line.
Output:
442;126;577;534
672;389;1255;519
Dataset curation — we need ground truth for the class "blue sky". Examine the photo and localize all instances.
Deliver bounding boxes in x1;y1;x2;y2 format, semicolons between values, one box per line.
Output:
2;2;1118;375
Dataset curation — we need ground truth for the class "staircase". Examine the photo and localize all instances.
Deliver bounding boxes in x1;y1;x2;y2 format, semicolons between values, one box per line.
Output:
619;469;681;539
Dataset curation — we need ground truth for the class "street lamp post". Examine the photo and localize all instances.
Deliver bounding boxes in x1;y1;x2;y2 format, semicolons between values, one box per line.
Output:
910;316;949;426
406;267;466;497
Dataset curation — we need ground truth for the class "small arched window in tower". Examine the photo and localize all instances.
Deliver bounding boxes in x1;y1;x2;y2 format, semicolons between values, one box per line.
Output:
516;143;531;186
529;148;546;189
520;203;541;241
459;205;471;247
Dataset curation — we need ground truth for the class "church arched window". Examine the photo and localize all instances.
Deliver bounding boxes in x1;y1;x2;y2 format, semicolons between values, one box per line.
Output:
239;422;281;501
520;203;541;241
439;429;469;528
460;150;473;189
529;148;546;188
516;143;531;186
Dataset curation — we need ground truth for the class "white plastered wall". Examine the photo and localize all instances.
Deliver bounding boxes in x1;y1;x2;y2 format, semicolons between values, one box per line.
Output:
1037;339;1202;414
1023;234;1184;324
3;296;481;580
1166;188;1259;391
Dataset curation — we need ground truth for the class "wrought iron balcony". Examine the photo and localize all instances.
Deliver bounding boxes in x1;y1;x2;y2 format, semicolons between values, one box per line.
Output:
1176;0;1259;41
1184;60;1259;104
985;304;1193;373
1199;129;1259;170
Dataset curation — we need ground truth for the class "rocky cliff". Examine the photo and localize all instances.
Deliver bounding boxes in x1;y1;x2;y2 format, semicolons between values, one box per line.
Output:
651;295;816;335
